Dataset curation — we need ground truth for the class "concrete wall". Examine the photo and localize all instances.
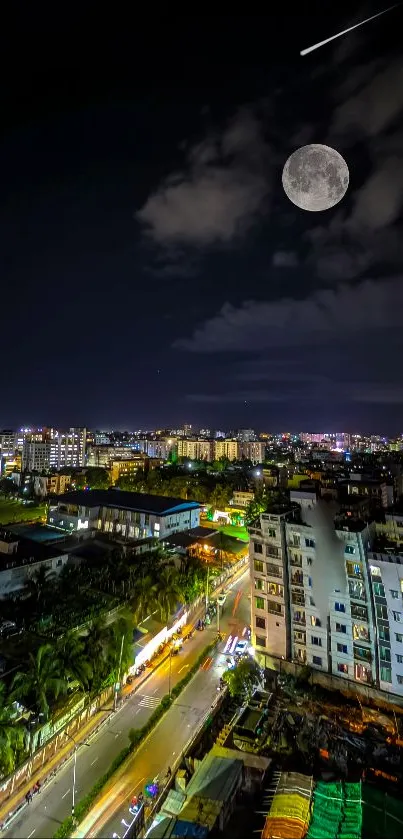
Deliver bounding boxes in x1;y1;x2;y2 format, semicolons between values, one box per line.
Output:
256;651;403;712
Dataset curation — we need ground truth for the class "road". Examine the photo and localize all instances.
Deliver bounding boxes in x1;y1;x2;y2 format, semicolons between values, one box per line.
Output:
6;570;250;839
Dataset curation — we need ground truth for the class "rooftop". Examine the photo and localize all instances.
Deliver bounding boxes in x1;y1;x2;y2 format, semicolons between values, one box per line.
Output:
0;530;65;570
185;753;242;803
57;489;200;516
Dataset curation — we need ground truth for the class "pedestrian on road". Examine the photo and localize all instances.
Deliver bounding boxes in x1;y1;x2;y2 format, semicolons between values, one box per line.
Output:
167;766;172;778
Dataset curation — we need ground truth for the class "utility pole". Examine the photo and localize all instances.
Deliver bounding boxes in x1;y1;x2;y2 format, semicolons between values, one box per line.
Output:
217;603;220;634
168;648;173;698
205;565;210;613
114;634;124;712
65;732;78;823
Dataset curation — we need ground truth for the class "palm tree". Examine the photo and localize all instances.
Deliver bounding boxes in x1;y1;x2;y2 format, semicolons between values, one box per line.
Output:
11;644;66;720
131;576;158;623
84;616;107;662
0;683;26;776
55;631;92;691
82;617;110;692
104;615;133;685
156;567;184;624
25;564;55;605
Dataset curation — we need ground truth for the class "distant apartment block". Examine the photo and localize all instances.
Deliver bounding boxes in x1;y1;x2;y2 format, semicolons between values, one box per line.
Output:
239;441;266;463
214;440;240;461
22;427;86;472
249;496;403;698
177;439;214;462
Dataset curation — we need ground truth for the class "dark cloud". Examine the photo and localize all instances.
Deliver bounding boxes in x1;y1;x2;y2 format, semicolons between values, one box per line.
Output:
136;109;271;247
272;250;299;268
175;278;403;353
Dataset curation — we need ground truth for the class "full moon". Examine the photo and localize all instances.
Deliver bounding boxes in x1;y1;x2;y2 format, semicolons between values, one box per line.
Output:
282;144;349;212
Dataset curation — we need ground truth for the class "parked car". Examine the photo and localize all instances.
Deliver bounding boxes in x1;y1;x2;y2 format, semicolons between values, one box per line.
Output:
0;620;19;637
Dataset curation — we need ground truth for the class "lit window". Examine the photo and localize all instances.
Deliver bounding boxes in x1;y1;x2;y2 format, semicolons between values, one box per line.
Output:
370;565;381;577
345;545;355;555
255;596;265;610
380;665;392;683
338;663;348;674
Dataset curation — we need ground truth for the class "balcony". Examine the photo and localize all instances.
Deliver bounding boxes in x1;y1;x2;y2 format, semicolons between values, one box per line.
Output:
293;614;306;626
353;646;372;663
267;565;282;579
291;593;305;607
290;556;302;568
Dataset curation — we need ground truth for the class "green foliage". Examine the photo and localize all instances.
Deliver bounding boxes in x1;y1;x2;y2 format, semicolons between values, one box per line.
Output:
244;497;267;526
53;637;219;838
86;468;110;489
222;657;261;699
11;644;67;720
156;566;184;623
0;684;26;776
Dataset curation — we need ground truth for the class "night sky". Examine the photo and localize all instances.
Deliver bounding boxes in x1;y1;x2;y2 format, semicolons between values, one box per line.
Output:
1;6;403;432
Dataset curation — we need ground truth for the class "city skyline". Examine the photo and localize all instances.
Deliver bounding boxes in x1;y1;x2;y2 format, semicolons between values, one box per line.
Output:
1;7;403;431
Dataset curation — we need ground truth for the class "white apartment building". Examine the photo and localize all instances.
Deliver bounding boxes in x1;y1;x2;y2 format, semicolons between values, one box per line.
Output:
48;489;200;540
49;427;86;469
249;499;403;698
177;439;214;462
22;440;52;472
366;550;403;696
22;427;86;473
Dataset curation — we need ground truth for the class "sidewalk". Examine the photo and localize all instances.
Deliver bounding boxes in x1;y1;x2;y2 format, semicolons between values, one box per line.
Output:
0;559;248;830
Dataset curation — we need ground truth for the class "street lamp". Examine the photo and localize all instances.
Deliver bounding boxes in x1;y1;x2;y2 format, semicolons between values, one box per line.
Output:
168;646;173;698
65;732;90;823
114;634;125;712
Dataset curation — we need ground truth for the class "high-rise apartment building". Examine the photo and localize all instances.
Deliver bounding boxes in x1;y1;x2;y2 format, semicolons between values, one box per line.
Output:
22;427;86;473
249;495;403;697
49;427;86;469
214;440;239;461
22;440;52;472
177;439;214;462
239;441;266;463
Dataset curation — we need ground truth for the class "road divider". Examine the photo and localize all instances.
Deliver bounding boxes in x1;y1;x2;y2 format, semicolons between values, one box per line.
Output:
54;637;221;839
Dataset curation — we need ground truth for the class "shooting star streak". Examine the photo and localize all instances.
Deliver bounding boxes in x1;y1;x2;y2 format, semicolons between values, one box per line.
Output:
300;5;398;56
